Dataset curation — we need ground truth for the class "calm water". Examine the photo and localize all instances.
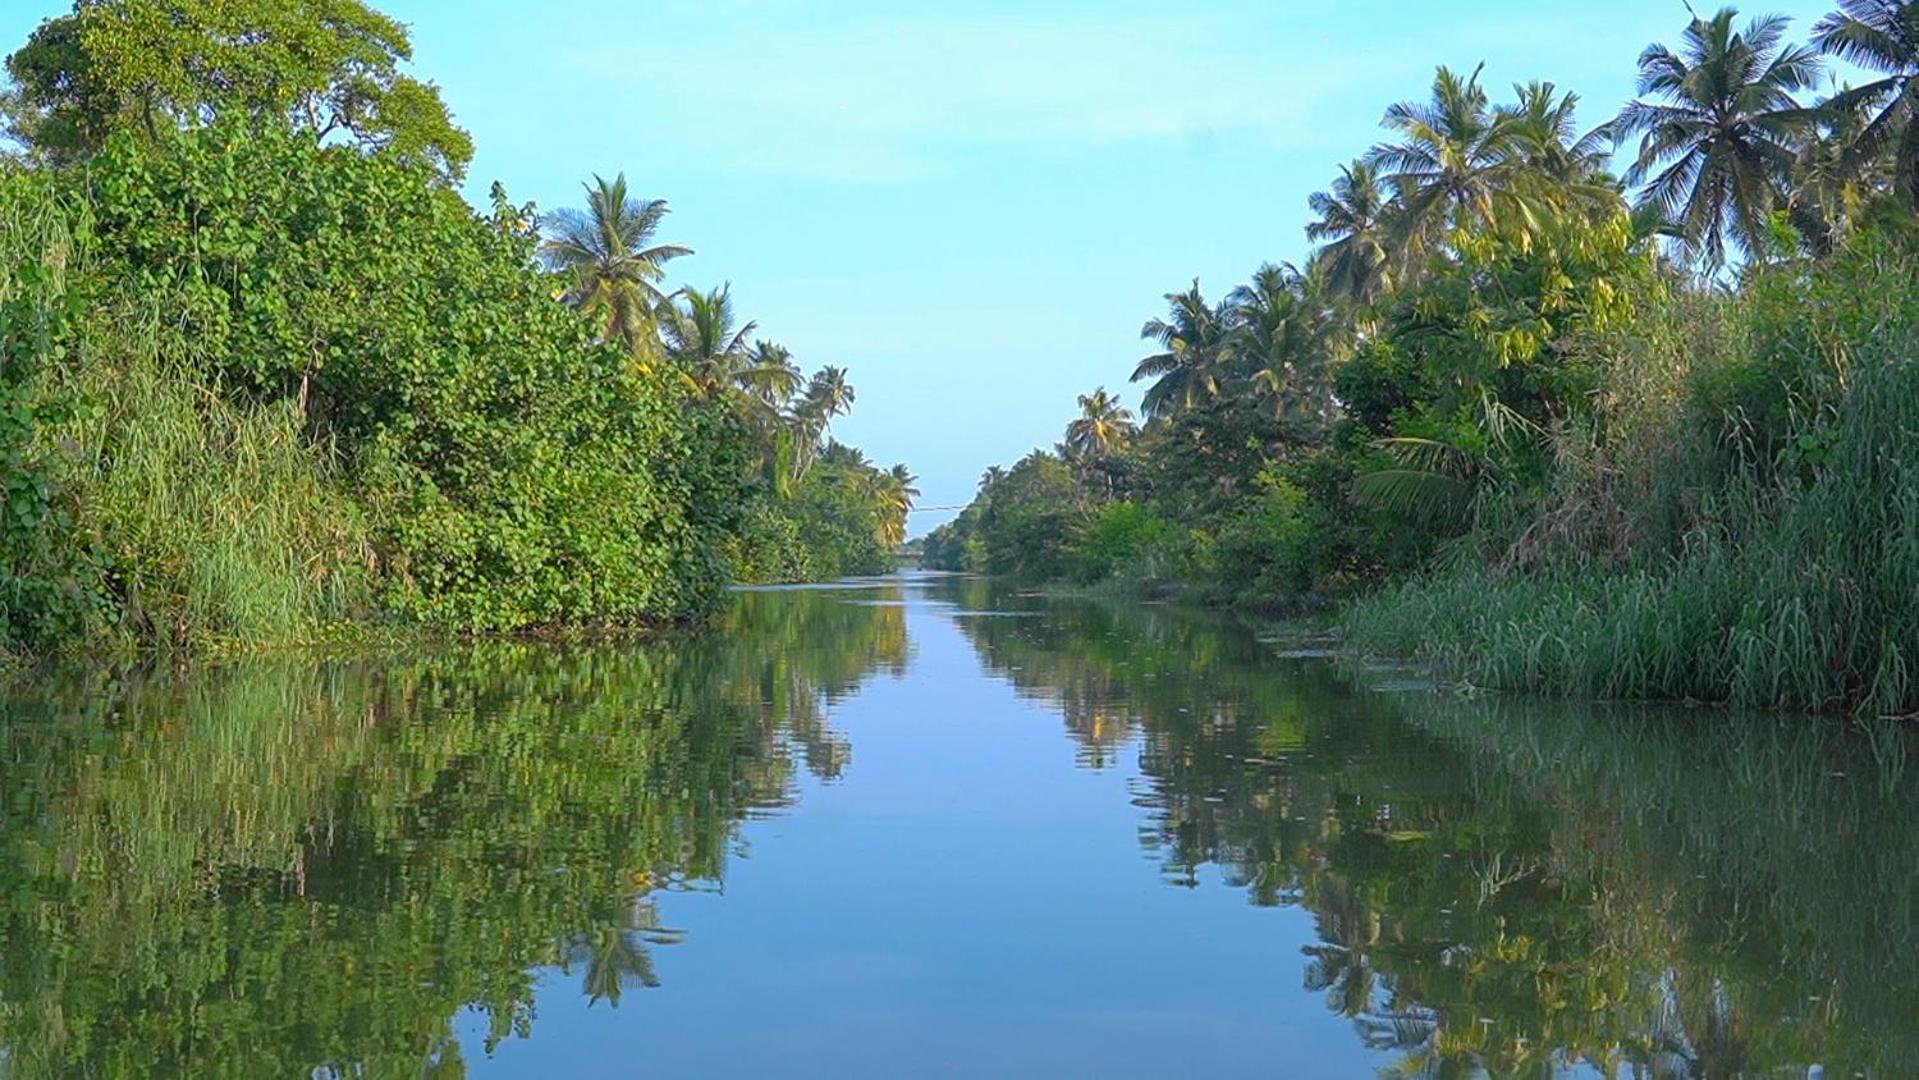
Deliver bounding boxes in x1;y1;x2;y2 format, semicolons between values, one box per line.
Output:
0;573;1912;1077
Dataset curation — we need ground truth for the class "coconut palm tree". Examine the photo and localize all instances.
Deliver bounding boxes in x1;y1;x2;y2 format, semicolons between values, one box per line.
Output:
1228;263;1334;430
1499;80;1623;216
1307;160;1395;306
785;367;857;483
1132;282;1237;419
1813;0;1919;209
1612;8;1822;266
817;440;871;473
740;340;804;409
800;366;855;421
1786;87;1894;252
660;285;756;395
1064;388;1137;459
541;173;692;356
873;464;919;547
1367;65;1534;260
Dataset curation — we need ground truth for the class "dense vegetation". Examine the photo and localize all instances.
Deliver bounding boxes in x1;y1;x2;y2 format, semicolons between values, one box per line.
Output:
928;3;1919;716
0;0;913;659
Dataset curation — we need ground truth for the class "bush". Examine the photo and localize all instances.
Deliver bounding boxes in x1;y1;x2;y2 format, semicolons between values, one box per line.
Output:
1;123;762;653
1068;501;1179;585
1346;228;1919;716
71;124;747;633
725;466;893;584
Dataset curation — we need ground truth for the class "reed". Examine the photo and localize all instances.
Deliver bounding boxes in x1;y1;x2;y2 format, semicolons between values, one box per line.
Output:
1342;236;1919;718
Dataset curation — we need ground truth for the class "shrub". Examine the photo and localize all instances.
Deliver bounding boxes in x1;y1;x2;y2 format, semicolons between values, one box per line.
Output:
72;123;743;632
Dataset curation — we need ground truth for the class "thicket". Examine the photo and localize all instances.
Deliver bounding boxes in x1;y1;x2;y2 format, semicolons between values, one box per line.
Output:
0;0;917;659
1344;230;1919;715
0;127;747;653
929;5;1919;716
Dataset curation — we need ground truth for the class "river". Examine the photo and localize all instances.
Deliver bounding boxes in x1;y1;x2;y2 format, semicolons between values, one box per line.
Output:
0;572;1911;1076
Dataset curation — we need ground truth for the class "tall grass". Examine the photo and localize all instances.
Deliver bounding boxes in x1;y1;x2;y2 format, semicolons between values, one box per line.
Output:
44;327;378;651
0;176;377;655
1343;239;1919;718
23;270;379;653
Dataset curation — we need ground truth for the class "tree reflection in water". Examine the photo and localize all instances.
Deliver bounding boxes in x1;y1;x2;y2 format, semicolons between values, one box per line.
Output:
0;585;906;1077
0;577;1909;1076
937;576;1916;1077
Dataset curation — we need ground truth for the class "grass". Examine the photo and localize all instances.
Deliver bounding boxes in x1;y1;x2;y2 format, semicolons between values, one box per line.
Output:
37;299;381;654
1342;261;1918;718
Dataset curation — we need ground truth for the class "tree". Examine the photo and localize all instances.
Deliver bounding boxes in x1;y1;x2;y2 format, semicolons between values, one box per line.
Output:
1813;0;1919;210
873;464;918;547
1307;160;1395;306
1613;8;1822;266
801;365;855;419
541;174;693;359
1132;282;1236;419
1367;65;1534;261
1228;263;1333;431
1785;87;1893;252
1500;80;1621;214
740;341;804;410
781;366;856;484
1064;388;1137;460
659;284;756;395
1;0;471;178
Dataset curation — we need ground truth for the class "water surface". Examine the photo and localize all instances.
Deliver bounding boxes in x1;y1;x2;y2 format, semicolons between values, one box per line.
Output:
0;573;1912;1076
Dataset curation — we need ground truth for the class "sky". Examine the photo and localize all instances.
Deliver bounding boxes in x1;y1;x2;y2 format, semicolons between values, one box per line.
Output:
2;0;1847;534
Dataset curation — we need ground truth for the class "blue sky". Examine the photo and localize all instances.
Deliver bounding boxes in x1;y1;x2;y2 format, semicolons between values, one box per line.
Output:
2;0;1845;532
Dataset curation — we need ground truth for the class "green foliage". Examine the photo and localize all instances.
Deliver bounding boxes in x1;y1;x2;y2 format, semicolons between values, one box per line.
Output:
974;452;1090;580
69;123;744;632
1346;229;1919;715
41;340;377;649
3;0;472;179
1067;501;1178;585
0;170;99;653
724;462;895;584
939;29;1916;717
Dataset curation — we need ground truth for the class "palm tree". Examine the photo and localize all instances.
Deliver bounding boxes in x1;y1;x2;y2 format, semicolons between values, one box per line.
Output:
818;440;869;470
1612;8;1822;266
1307;160;1394;306
1228;263;1333;430
801;365;855;420
740;340;805;408
660;285;756;395
1063;388;1137;459
873;464;919;547
888;463;919;500
1367;65;1533;259
1813;0;1919;210
1786;87;1893;252
1132;282;1236;419
541;174;692;356
786;367;857;483
1499;80;1622;215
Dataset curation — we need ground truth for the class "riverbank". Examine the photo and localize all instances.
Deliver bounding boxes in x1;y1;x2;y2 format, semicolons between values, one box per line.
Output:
0;11;913;665
928;211;1918;720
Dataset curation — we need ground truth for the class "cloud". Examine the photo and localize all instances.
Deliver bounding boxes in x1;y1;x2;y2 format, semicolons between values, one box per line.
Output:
570;9;1362;180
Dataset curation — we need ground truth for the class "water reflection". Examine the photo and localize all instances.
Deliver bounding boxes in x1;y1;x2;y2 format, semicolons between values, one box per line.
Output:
0;575;1910;1076
0;586;905;1077
935;575;1916;1076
